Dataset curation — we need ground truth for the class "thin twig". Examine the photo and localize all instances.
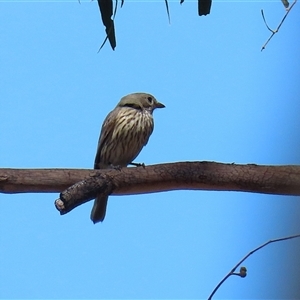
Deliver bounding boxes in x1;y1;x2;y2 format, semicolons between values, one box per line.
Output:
208;233;300;300
261;0;297;51
261;9;275;33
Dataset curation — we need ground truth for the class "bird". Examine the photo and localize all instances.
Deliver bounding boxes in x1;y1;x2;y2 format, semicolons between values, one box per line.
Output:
91;92;165;223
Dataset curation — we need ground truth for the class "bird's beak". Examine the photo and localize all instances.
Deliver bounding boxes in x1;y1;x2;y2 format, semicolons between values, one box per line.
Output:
156;101;165;109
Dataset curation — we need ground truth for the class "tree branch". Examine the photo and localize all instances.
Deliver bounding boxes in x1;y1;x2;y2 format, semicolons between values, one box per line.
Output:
208;233;300;300
261;0;297;51
1;161;300;195
1;162;300;195
1;162;300;215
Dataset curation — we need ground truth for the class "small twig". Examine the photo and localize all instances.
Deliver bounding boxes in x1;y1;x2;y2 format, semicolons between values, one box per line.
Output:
261;0;297;51
208;233;300;300
261;9;275;33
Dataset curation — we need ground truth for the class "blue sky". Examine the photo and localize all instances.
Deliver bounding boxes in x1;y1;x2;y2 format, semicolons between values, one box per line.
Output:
0;1;300;299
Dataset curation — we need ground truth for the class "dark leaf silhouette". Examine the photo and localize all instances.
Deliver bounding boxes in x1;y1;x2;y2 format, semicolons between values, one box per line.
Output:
96;0;213;50
97;0;116;50
198;0;212;16
180;0;212;15
281;0;289;8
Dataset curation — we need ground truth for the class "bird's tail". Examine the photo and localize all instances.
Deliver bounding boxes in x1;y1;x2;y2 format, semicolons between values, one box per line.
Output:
90;194;108;223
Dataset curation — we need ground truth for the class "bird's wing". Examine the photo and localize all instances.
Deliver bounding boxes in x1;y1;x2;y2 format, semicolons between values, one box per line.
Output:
94;108;119;169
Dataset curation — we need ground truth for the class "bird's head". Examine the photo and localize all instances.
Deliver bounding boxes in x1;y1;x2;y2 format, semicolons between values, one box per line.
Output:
118;93;165;114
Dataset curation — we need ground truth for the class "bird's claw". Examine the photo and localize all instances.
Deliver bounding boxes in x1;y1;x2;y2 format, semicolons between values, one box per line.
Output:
129;162;145;168
109;164;122;171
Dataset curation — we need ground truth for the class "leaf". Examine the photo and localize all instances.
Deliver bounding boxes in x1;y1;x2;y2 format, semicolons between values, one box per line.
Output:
97;0;116;50
281;0;289;8
198;0;212;16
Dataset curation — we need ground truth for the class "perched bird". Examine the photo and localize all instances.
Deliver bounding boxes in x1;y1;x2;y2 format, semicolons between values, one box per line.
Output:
91;92;165;223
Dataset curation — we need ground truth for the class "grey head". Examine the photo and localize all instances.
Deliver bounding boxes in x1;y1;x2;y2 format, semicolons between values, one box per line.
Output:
117;92;165;114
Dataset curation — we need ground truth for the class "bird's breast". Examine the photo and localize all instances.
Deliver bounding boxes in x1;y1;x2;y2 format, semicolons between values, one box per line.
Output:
99;108;154;167
113;108;153;139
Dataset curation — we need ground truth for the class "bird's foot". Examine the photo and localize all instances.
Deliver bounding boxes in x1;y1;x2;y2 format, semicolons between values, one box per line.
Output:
109;164;122;171
129;162;145;168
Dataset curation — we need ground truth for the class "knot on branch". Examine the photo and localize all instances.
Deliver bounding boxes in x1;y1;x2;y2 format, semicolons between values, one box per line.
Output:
54;172;114;215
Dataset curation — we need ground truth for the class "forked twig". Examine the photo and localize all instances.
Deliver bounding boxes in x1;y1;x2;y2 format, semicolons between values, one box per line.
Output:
261;0;297;51
208;233;300;300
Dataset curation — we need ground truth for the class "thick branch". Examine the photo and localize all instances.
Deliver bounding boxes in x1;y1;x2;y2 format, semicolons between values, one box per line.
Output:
1;162;299;215
1;162;300;196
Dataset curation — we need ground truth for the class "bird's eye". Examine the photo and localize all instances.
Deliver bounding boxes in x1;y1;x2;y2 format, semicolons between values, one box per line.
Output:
147;96;153;104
